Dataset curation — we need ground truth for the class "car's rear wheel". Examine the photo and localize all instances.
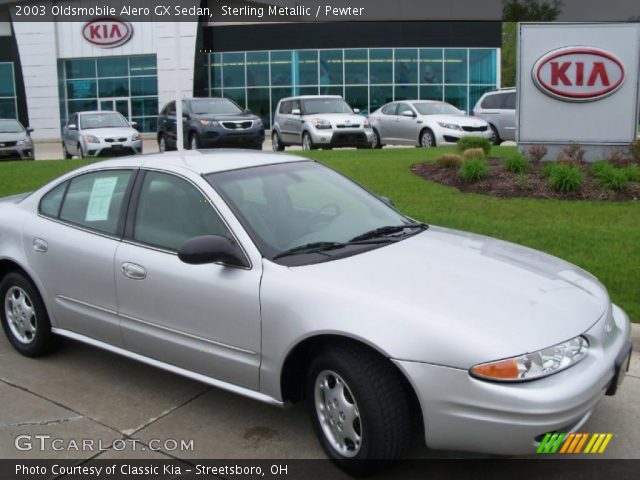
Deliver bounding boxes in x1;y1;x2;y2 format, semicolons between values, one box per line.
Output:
419;129;436;148
0;272;58;357
489;124;501;146
306;343;411;475
272;131;285;151
62;143;72;159
302;132;315;151
371;128;383;149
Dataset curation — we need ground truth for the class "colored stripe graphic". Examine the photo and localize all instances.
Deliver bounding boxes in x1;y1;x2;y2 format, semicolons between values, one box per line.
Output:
538;433;613;454
537;433;566;453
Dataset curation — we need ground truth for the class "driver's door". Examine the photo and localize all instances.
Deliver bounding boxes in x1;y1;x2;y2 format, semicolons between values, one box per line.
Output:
115;170;262;389
393;103;418;144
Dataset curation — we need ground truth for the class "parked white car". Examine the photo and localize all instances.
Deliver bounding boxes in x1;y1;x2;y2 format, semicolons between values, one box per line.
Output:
369;100;492;148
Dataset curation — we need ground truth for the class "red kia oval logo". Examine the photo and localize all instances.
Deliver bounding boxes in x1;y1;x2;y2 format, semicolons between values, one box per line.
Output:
533;47;625;102
82;18;132;48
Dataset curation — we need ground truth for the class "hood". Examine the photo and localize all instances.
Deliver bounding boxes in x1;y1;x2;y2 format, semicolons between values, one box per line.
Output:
283;226;609;367
303;113;364;126
193;112;258;122
424;114;487;128
81;127;137;138
0;192;30;204
0;132;28;141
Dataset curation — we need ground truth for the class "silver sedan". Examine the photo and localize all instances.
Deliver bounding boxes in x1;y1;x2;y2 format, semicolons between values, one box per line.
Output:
369;100;492;148
0;151;631;474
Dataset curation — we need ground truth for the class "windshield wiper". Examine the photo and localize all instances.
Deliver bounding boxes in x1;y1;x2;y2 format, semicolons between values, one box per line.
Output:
348;223;428;242
272;239;392;260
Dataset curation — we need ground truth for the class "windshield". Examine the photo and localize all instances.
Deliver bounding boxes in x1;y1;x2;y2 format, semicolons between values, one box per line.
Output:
302;98;353;115
80;113;129;129
0;119;24;133
190;98;243;115
206;162;414;262
413;102;462;116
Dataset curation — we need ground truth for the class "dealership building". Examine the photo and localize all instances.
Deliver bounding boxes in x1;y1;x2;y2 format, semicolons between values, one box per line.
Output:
0;0;501;140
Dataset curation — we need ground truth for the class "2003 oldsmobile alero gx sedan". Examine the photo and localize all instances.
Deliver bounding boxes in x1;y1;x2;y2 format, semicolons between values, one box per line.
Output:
0;151;631;474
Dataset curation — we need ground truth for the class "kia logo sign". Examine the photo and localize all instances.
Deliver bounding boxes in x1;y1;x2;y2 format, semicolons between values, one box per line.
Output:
82;18;132;48
532;47;625;102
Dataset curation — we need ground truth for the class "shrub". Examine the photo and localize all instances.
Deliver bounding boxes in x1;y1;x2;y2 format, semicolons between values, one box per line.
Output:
459;157;489;183
436;154;462;169
548;164;584;193
558;141;586;164
526;144;548;163
541;162;556;178
598;168;628;191
625;163;640;182
502;152;529;174
457;136;491;155
591;160;614;179
462;148;486;160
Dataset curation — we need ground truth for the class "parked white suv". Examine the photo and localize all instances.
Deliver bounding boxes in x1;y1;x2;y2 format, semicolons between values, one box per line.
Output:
272;95;374;150
472;88;516;145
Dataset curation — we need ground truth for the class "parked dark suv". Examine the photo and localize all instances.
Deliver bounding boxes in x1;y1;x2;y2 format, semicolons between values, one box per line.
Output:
157;98;264;151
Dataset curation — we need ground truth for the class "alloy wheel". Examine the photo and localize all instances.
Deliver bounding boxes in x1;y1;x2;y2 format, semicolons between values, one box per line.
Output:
302;134;312;151
5;287;37;344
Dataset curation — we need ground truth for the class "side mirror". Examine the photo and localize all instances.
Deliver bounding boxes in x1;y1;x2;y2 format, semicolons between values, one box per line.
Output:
401;110;415;118
68;124;77;130
380;196;395;207
26;127;34;133
353;108;360;114
178;235;248;268
130;121;138;127
291;108;301;115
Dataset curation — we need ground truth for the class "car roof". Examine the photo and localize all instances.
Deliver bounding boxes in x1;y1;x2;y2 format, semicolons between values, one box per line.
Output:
78;150;308;176
75;111;125;115
279;95;342;102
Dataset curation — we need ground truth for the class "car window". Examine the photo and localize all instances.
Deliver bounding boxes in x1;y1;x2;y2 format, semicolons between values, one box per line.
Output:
279;101;291;114
480;93;504;109
167;101;176;116
59;170;134;236
291;99;301;113
80;113;129;129
39;181;68;218
381;103;397;115
133;171;231;252
397;103;413;116
503;92;516;109
69;114;78;127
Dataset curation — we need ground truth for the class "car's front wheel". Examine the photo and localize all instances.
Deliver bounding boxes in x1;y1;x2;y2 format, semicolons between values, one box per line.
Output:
189;133;200;150
302;132;315;151
419;129;436;148
272;131;285;151
0;272;58;357
306;343;411;475
371;128;383;149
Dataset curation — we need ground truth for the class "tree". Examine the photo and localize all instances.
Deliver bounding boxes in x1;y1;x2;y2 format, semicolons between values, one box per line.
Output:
501;1;563;87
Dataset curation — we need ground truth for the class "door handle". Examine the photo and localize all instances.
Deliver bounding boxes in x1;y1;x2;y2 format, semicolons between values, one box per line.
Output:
121;262;147;280
33;238;48;253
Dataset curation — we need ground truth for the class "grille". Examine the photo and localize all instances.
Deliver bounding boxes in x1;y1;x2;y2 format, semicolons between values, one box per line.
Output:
0;141;17;147
332;132;367;145
104;138;128;143
336;123;360;129
462;126;488;132
222;121;253;130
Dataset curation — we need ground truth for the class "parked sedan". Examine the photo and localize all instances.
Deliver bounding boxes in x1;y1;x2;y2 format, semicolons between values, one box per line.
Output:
0;119;34;160
157;97;265;151
62;111;142;159
0;151;631;475
369;100;492;148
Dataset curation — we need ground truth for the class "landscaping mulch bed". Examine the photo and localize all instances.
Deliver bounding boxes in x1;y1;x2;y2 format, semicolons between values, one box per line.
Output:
411;158;640;201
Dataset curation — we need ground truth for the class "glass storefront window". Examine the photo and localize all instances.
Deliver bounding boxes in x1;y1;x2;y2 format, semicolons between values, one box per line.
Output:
297;50;318;86
445;49;467;84
344;49;367;85
65;59;96;79
420;49;443;84
445;85;468;112
67;79;96;99
211;53;222;89
247;51;269;87
130;56;157;76
271;51;292;86
469;49;497;85
345;86;368;113
247;88;270;126
299;86;319;96
420;85;443;101
98;78;129;97
67;99;98;115
0;63;16;97
394;85;417;101
223;52;245;88
394;49;418;85
97;58;128;77
469;85;495;111
131;97;158;117
224;88;246;108
369;49;392;84
0;98;16;118
370;85;393;112
322;86;343;97
320;50;343;86
130;77;157;96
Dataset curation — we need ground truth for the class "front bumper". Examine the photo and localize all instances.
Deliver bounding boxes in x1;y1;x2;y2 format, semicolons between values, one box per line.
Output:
199;126;265;149
84;139;142;157
437;127;492;146
394;303;631;455
309;128;374;148
0;144;34;160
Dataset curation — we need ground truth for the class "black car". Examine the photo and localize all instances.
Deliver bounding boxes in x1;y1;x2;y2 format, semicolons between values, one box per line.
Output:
0;119;34;160
157;98;265;151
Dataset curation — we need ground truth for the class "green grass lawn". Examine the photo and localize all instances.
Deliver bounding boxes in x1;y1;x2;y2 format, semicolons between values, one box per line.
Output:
1;149;639;323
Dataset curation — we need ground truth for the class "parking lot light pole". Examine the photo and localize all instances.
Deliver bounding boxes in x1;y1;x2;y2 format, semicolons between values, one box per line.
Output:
175;22;184;151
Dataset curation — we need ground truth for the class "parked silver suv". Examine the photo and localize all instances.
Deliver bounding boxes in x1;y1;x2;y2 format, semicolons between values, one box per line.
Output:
472;88;516;145
272;95;374;150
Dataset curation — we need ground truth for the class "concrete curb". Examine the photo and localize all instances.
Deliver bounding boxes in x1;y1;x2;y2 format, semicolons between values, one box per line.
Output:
631;323;640;353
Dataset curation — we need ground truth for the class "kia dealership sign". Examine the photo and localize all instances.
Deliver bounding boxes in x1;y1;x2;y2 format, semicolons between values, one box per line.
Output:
533;47;625;102
82;18;132;48
518;23;640;161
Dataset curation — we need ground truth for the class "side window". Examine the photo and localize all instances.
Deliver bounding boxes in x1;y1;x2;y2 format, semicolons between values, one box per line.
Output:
291;99;301;113
481;93;503;109
397;103;413;116
167;101;176;116
69;114;78;127
133;171;231;251
59;170;134;235
39;181;68;218
503;92;516;110
279;101;291;114
381;103;397;115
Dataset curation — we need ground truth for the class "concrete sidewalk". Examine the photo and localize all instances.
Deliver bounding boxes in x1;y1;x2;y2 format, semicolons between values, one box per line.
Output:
0;329;638;473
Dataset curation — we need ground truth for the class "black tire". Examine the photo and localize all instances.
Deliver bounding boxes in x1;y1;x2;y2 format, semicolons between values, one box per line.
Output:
306;343;411;475
0;272;58;357
371;129;383;149
302;132;316;151
158;133;167;152
489;124;501;146
272;131;285;151
419;129;436;148
62;143;72;159
77;143;85;159
189;133;200;150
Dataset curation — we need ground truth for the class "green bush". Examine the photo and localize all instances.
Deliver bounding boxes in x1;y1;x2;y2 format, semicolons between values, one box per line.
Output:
591;160;614;179
459;157;489;183
625;163;640;182
598;168;628;191
462;148;486;160
541;162;556;178
502;152;529;174
436;154;462;169
457;136;491;155
548;164;584;193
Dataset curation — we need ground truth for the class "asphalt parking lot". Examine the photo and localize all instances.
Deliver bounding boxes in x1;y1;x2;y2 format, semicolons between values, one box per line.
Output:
1;326;638;471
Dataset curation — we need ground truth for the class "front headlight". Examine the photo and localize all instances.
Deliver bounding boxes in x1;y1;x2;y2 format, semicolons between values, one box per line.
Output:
470;336;589;382
363;118;371;128
131;133;141;141
199;119;220;127
254;119;263;127
17;138;32;146
437;122;462;131
311;118;332;129
83;135;100;144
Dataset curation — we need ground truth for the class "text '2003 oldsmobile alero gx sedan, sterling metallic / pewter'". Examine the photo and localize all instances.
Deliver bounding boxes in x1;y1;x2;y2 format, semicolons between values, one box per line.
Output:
0;151;631;474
